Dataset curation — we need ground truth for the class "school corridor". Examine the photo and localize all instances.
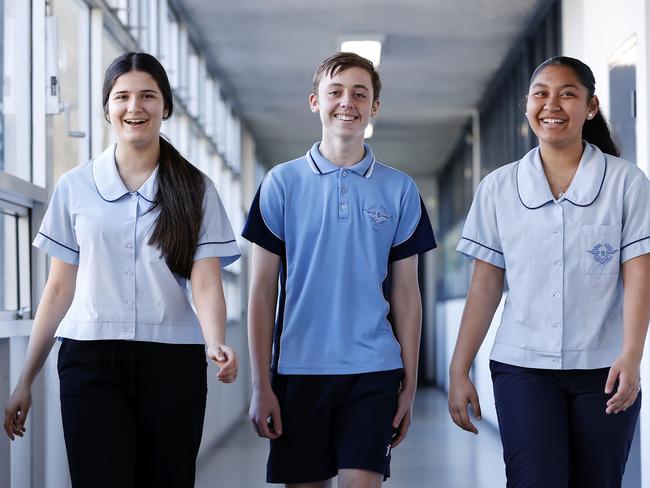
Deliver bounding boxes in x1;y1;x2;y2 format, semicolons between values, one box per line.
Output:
1;0;649;487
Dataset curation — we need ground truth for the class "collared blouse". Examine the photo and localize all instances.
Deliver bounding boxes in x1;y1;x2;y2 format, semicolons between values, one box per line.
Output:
457;143;650;369
33;144;241;344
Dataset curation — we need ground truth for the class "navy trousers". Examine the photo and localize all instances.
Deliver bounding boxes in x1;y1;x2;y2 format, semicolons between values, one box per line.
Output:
58;339;207;488
490;360;640;488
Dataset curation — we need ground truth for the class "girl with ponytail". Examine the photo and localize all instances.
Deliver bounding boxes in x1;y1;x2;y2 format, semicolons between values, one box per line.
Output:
449;56;650;486
4;52;241;487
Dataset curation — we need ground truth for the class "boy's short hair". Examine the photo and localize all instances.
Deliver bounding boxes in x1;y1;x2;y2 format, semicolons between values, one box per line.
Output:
312;52;382;102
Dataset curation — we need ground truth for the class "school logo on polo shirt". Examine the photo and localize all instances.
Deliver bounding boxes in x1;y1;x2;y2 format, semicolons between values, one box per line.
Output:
587;242;619;265
364;204;392;225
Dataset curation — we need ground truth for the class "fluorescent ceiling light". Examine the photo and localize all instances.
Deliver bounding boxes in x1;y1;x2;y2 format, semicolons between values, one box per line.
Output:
364;123;374;139
339;38;382;67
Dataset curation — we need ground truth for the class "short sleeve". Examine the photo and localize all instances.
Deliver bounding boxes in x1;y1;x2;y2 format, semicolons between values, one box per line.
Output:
620;171;650;263
389;179;436;262
456;177;505;268
242;170;285;255
32;176;80;265
194;179;241;267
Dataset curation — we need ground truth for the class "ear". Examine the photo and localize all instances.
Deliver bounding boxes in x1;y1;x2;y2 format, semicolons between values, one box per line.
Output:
163;109;170;119
587;95;600;118
370;99;380;117
308;93;319;113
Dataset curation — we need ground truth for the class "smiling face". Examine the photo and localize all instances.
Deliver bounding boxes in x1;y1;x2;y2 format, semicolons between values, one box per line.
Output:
526;64;599;151
107;70;167;149
309;66;380;145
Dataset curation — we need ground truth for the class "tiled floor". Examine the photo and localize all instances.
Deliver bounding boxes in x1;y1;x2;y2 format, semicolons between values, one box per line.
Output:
195;387;507;487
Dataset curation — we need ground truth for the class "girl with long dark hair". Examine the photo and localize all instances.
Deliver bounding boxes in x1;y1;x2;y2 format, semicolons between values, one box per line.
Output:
448;56;650;486
3;52;241;487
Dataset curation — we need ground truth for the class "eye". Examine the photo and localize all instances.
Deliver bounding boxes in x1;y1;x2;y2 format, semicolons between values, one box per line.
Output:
328;90;340;96
532;90;546;97
355;93;367;99
560;91;575;98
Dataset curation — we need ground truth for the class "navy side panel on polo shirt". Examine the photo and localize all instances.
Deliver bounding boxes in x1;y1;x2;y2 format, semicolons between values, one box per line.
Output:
242;143;436;375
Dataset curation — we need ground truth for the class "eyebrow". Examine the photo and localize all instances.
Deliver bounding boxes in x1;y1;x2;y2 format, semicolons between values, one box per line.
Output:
325;82;369;91
530;83;580;89
112;89;159;95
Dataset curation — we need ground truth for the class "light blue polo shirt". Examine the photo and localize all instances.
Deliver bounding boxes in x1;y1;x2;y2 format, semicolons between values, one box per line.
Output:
243;142;436;375
33;143;241;344
458;143;650;369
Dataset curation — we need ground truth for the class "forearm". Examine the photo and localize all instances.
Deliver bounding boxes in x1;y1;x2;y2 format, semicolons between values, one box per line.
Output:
248;288;277;392
193;283;227;347
449;260;505;376
391;294;421;393
19;279;75;386
621;254;650;361
191;258;227;347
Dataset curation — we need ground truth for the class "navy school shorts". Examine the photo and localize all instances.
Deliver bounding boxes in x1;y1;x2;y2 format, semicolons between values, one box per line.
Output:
266;368;404;484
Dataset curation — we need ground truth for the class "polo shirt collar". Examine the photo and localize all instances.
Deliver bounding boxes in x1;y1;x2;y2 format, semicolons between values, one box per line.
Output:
307;142;376;178
92;143;159;202
517;142;606;209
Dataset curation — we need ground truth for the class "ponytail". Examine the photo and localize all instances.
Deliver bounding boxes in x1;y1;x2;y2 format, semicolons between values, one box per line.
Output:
148;136;205;278
582;112;620;157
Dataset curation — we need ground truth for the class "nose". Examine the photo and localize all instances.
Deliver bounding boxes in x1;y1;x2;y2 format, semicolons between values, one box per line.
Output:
544;93;560;111
339;90;353;107
126;96;140;113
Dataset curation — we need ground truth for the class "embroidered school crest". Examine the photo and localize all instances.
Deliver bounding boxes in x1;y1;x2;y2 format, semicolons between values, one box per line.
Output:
364;204;392;225
587;242;618;265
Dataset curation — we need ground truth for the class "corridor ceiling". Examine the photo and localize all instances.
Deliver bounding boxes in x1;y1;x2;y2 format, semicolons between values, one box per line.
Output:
176;0;544;175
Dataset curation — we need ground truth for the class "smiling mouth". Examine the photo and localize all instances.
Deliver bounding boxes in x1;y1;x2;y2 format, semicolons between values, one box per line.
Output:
335;114;357;122
541;118;566;125
124;119;147;126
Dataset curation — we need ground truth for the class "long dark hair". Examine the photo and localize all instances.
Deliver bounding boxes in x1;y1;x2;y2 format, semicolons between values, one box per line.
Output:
103;52;205;279
530;56;620;157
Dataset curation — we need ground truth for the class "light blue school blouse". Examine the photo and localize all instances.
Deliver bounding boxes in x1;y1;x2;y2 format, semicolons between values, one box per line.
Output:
458;143;650;369
33;144;241;344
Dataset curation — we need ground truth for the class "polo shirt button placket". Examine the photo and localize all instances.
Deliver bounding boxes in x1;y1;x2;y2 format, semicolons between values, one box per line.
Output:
338;169;350;220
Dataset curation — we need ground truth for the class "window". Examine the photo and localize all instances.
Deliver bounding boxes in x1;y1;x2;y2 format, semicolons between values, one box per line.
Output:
51;0;91;183
0;201;30;317
1;0;32;181
100;30;124;151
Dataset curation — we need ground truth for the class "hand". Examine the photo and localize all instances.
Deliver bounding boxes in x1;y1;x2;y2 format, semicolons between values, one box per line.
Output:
605;354;641;414
391;388;415;448
249;388;283;439
448;372;482;434
207;344;238;383
4;382;32;441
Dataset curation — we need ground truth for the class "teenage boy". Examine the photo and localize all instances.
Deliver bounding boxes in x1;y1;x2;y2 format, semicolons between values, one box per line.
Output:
242;52;436;487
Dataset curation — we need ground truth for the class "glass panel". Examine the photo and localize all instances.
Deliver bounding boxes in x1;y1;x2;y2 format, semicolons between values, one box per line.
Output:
1;212;18;311
51;0;89;183
0;0;32;180
101;30;124;151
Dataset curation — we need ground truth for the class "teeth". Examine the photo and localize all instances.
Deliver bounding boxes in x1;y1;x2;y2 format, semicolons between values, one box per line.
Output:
125;119;146;125
542;118;565;124
336;115;355;121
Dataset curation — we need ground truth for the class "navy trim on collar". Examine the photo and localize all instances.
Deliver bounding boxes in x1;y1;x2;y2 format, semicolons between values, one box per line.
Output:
306;142;376;179
92;143;159;202
517;143;607;210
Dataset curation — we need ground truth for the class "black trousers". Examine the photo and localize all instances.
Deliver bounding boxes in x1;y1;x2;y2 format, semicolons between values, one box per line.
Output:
58;339;207;488
491;360;640;488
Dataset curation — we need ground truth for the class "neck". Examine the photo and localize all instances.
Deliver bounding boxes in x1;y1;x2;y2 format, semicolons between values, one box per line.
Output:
115;140;160;173
319;136;365;168
114;140;160;191
538;139;584;173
